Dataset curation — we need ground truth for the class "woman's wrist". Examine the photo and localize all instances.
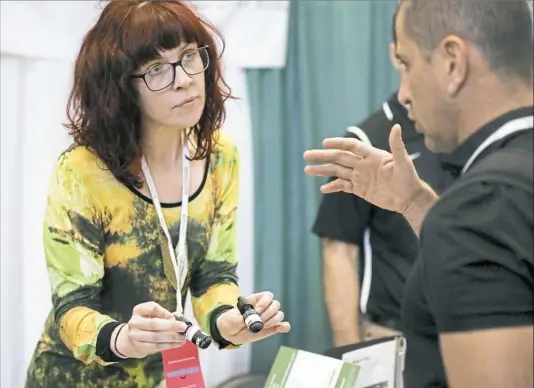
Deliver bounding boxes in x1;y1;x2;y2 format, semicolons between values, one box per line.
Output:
211;305;237;349
111;323;130;359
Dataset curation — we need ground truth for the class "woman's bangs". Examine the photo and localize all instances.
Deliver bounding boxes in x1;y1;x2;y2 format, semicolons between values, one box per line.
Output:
123;3;202;68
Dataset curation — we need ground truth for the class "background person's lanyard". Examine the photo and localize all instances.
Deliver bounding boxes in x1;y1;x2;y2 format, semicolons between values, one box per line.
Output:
462;115;533;174
141;143;190;316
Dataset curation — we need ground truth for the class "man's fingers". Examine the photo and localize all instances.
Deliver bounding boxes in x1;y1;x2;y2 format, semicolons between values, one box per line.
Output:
320;178;354;194
389;124;410;163
303;149;360;166
322;137;372;157
132;302;174;319
304;164;354;180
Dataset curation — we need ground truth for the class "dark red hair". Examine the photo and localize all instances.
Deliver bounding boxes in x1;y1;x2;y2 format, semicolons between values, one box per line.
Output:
66;0;233;187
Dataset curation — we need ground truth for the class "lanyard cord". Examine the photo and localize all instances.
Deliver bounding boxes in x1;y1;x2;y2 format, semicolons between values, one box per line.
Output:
141;143;190;315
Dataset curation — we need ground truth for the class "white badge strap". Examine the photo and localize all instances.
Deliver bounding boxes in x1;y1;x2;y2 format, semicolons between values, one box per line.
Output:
177;144;190;286
141;142;190;315
462;115;533;174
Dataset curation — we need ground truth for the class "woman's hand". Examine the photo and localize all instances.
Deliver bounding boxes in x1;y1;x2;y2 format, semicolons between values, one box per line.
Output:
112;302;187;359
216;291;291;346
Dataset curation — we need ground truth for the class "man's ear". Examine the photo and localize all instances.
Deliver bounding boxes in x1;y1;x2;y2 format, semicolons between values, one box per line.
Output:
439;36;469;96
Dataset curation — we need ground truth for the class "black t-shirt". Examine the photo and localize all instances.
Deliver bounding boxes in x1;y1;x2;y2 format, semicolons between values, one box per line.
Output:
312;94;454;322
402;107;534;388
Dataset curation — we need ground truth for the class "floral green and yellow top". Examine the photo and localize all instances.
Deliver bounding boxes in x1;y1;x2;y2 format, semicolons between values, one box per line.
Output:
25;131;241;388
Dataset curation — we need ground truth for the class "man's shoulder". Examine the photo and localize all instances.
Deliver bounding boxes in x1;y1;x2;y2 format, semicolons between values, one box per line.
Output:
443;146;533;201
424;155;533;235
469;149;532;191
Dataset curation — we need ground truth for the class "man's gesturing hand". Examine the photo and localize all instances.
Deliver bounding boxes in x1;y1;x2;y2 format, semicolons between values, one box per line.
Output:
216;291;290;346
303;124;426;214
112;302;187;359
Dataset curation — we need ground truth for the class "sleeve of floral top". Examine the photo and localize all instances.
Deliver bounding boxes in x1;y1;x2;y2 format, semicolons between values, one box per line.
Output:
190;138;241;344
43;151;117;365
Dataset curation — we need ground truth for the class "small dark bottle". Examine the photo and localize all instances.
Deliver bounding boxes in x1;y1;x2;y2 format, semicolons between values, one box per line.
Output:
174;314;212;349
237;296;264;333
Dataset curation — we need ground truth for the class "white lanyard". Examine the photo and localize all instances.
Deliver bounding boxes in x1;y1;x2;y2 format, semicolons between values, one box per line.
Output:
141;143;190;315
462;115;533;174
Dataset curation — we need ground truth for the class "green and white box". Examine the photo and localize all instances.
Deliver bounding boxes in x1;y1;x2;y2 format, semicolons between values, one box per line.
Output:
264;346;360;388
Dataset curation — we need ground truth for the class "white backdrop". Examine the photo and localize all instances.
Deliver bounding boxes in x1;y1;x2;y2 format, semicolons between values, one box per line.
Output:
1;1;288;387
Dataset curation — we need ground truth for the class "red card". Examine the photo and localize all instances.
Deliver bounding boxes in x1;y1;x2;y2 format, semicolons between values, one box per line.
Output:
162;340;206;388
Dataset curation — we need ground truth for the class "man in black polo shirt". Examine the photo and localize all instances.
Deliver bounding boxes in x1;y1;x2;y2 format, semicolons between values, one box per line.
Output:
304;1;533;387
312;93;453;346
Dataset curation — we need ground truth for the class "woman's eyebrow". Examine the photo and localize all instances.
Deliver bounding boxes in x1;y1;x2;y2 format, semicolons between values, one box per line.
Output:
144;44;198;68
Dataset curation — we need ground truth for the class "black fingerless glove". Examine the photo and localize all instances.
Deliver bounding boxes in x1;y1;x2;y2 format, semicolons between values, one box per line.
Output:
209;305;237;349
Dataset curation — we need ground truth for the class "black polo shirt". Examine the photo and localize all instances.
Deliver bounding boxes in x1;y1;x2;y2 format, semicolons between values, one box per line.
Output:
402;106;534;388
312;94;454;323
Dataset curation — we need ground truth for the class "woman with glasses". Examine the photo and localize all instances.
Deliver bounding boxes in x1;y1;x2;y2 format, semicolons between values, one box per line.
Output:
25;1;290;387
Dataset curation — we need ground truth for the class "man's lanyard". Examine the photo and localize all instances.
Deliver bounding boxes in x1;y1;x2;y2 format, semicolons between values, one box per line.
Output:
462;115;533;174
141;143;190;315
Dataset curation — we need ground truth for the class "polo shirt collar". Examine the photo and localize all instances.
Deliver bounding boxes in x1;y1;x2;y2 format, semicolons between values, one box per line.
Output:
439;106;534;177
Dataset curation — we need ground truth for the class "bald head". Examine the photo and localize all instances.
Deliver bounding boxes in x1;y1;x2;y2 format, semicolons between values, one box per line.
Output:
399;0;533;83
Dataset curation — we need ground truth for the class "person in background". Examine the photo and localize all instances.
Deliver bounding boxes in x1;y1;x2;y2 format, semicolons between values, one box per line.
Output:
312;13;453;347
25;2;290;387
304;1;533;387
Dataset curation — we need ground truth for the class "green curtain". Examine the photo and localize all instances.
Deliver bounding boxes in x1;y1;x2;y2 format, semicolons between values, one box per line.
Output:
246;0;399;373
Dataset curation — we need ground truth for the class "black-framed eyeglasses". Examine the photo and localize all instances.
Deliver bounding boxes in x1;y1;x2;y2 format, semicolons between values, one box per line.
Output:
132;45;210;92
